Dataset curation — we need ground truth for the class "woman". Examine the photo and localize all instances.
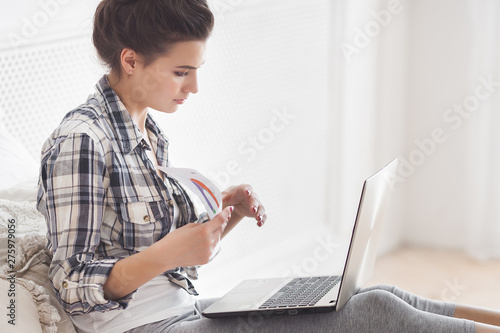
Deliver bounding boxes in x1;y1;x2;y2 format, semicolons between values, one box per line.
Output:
37;0;500;332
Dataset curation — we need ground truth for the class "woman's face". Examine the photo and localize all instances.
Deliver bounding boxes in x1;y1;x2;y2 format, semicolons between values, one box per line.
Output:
130;40;206;113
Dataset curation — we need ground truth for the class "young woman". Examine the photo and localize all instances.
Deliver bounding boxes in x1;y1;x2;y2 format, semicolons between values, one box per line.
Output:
37;0;500;332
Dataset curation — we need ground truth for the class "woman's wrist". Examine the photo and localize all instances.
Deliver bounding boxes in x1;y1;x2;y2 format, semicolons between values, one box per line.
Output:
103;237;179;301
221;211;244;238
141;235;179;271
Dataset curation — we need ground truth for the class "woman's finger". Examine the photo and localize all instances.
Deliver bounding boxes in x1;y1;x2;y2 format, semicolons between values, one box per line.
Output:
207;206;233;233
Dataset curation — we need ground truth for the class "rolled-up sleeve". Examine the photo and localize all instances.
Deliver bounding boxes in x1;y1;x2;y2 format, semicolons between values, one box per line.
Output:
39;132;135;314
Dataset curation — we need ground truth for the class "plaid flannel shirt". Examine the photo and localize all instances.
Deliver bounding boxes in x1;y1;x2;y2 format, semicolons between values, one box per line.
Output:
37;76;209;315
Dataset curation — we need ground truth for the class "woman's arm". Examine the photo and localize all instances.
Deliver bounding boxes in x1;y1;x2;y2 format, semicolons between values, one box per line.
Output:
40;133;124;314
104;206;233;300
105;184;268;299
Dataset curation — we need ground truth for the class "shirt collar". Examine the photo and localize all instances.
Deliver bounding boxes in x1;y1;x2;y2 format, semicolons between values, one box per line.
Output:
94;75;169;163
145;112;169;167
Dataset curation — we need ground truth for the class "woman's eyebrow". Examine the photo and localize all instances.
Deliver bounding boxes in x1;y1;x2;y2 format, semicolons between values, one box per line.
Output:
176;61;205;70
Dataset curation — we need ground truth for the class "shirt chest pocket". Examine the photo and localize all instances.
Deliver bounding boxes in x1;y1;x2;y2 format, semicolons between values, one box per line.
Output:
119;200;171;252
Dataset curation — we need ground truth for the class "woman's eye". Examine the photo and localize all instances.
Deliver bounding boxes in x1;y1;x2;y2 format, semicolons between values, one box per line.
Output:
175;71;189;77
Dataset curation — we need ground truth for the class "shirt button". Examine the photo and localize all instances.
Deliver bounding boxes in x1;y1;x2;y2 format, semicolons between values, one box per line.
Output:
167;200;174;207
62;281;68;288
143;215;151;222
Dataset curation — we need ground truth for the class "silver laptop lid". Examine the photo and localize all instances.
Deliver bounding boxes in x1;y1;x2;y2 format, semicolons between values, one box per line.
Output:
335;158;399;310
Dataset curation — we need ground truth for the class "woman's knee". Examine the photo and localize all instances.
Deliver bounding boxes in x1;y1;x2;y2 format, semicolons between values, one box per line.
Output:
351;288;409;313
359;284;397;294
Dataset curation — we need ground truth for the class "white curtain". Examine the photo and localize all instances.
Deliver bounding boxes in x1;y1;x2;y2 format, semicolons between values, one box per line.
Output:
331;0;409;254
333;0;500;259
463;2;500;259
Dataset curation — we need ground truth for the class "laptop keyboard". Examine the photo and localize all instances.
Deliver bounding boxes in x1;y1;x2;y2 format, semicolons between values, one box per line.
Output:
258;276;341;309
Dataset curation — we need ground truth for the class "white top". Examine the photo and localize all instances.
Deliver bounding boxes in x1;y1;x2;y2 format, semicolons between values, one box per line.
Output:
71;274;195;333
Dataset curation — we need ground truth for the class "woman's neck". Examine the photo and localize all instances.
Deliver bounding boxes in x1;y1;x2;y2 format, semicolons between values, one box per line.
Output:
107;71;148;134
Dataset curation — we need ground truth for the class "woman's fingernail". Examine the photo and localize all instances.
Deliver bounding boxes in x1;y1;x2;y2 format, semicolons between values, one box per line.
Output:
252;206;258;214
258;214;263;222
229;206;234;213
257;221;263;227
246;189;251;196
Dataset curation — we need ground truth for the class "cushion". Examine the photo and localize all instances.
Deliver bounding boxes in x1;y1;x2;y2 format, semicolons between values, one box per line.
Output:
0;198;77;333
0;122;39;191
0;278;43;333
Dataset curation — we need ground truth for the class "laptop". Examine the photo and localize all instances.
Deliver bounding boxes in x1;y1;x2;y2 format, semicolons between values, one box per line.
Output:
202;158;399;318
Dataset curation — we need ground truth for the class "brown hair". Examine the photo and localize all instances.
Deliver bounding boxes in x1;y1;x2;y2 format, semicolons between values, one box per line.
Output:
92;0;214;76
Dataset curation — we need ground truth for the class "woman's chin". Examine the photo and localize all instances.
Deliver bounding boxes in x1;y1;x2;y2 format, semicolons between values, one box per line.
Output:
152;103;180;114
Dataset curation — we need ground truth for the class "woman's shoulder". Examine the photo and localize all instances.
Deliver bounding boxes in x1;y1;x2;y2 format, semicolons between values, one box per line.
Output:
41;97;111;155
59;96;104;133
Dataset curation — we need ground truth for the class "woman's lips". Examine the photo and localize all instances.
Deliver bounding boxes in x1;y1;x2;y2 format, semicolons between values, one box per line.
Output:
174;99;185;105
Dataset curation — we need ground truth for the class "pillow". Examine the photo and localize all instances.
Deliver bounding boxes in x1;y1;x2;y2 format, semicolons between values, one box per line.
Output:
0;199;46;239
0;278;43;333
0;178;38;202
0;199;77;333
0;122;39;191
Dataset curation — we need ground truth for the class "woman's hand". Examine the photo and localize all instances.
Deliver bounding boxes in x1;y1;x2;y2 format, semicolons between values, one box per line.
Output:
221;184;267;235
154;206;233;268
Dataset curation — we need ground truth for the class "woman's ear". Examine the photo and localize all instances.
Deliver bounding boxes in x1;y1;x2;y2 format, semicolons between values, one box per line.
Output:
120;48;138;75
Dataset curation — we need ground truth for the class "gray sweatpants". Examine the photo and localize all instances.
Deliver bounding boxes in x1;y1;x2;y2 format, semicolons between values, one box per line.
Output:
126;285;476;333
